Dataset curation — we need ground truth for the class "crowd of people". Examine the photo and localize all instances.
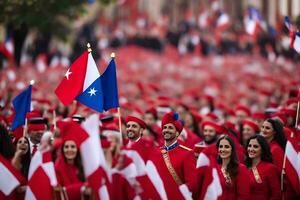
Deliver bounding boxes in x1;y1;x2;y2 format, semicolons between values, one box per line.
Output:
0;2;300;199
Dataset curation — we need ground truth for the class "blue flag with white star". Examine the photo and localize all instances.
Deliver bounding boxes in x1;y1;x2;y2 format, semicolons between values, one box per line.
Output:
76;53;104;112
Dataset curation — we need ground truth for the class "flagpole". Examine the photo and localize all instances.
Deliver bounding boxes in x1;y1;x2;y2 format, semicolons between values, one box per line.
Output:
111;52;123;145
53;110;57;132
281;90;300;199
87;43;92;53
23;80;35;137
23;119;27;137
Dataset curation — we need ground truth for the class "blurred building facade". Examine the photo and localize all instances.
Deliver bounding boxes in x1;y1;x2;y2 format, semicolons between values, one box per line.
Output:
137;0;300;26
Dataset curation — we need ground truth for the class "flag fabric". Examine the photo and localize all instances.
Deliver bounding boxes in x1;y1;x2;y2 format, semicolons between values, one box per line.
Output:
101;58;119;111
76;53;103;112
81;114;111;200
55;51;119;112
293;32;300;54
25;149;58;200
11;85;32;130
283;16;300;54
54;51;88;106
196;152;222;200
244;7;264;36
59;115;110;200
0;155;24;197
284;16;292;32
5;33;14;57
216;11;230;29
284;137;300;195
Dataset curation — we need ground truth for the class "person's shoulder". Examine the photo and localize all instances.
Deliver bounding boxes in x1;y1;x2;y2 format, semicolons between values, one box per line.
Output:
260;161;277;171
238;163;249;172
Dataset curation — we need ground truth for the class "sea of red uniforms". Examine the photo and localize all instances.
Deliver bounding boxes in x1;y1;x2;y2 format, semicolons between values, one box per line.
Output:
0;44;300;199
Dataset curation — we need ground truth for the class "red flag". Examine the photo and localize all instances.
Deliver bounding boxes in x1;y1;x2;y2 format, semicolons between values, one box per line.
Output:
81;114;111;200
285;137;300;195
0;155;25;197
25;149;57;200
196;151;222;200
55;51;88;106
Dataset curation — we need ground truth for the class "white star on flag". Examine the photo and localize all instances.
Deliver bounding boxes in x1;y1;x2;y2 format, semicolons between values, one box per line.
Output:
65;69;72;80
88;88;97;96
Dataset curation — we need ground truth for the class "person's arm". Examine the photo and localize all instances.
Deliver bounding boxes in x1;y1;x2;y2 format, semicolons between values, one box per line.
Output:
236;164;250;200
267;164;281;200
183;151;198;196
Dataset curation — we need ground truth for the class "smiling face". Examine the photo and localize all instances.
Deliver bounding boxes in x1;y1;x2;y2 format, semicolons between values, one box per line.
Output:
260;121;275;141
242;124;256;142
16;137;29;155
218;139;232;159
162;123;179;144
203;125;217;143
63;140;78;162
247;138;262;159
126;121;142;141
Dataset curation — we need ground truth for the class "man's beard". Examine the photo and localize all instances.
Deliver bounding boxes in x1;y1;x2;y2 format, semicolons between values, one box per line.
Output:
204;135;217;145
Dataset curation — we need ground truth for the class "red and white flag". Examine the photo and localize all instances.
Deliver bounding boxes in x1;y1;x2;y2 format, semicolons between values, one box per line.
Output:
196;152;222;200
81;114;111;200
0;155;24;197
25;149;58;200
284;137;300;195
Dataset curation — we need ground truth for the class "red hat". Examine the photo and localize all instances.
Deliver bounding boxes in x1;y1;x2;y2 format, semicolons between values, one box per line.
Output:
205;112;219;121
161;112;183;133
145;107;158;119
27;117;47;132
242;119;260;133
125;116;147;129
252;112;267;120
57;121;89;147
201;121;223;134
100;137;111;149
286;98;298;106
281;108;297;117
271;112;287;125
235;105;251;117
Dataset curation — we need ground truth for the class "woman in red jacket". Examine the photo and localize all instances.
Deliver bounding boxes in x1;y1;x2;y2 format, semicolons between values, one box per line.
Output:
55;139;91;200
260;118;286;170
260;118;298;199
216;135;250;200
245;135;281;200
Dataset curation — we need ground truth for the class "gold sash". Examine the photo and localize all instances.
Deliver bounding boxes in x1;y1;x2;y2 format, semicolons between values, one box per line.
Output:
221;167;232;185
161;149;183;185
252;166;262;183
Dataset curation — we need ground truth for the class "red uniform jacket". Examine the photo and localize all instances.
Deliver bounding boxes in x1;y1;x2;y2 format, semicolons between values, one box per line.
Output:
55;156;84;200
217;163;250;200
124;138;154;163
269;141;284;171
249;161;281;200
149;141;198;199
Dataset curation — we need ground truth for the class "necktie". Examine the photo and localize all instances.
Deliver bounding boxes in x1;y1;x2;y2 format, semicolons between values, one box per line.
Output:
32;144;38;156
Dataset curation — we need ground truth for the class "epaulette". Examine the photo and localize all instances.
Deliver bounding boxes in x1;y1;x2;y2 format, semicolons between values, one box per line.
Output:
179;145;192;151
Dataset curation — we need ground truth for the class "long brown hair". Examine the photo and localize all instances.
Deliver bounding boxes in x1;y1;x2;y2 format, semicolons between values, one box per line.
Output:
216;135;239;177
61;141;85;182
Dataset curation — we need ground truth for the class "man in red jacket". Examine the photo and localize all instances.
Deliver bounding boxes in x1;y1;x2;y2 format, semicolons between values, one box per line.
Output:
148;112;198;199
